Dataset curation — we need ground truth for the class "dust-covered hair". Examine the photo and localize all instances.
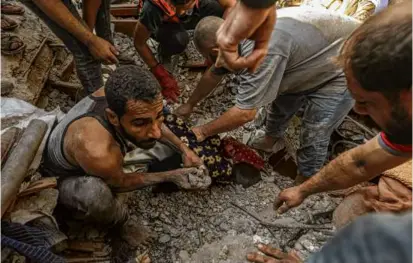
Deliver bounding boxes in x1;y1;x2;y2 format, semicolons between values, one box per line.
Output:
105;65;161;117
336;0;412;100
193;16;224;52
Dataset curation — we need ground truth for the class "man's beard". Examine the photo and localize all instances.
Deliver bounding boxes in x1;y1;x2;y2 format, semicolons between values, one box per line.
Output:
119;124;157;150
383;105;412;145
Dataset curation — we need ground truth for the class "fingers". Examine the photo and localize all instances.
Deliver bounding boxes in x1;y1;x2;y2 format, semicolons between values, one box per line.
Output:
246;252;276;263
273;196;284;211
110;44;120;56
257;244;286;259
107;50;119;65
277;203;291;214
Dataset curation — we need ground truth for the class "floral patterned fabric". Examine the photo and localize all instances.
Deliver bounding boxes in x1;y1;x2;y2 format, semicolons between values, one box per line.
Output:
164;114;233;180
164;114;265;181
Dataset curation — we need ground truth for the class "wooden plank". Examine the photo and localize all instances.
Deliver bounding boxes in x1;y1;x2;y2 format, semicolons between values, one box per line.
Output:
18;177;57;197
112;19;138;38
110;4;139;17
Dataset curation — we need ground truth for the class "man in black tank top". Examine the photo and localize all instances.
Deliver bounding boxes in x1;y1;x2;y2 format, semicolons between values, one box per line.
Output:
44;65;207;247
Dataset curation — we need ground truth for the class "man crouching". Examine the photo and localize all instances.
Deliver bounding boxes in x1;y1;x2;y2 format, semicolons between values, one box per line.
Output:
43;65;208;247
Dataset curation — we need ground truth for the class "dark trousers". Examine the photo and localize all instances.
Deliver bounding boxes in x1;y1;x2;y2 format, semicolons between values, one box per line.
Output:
21;0;112;94
155;0;224;57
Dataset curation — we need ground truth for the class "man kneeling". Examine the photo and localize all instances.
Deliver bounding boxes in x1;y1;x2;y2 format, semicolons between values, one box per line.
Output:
43;65;207;246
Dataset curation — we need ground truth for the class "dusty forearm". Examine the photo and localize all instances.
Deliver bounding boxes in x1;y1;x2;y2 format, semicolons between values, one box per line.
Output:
135;38;158;68
33;0;94;45
298;137;410;197
299;149;370;196
187;69;224;106
135;43;158;68
198;106;256;138
83;0;102;30
111;170;181;192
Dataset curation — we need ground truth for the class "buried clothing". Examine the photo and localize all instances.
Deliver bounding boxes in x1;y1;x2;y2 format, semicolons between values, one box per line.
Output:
164;114;264;185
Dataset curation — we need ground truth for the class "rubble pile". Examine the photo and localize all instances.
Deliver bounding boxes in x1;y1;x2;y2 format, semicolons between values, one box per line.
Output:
1;1;388;263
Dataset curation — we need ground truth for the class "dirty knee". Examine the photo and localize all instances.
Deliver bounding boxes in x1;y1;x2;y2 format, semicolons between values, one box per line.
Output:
58;176;125;224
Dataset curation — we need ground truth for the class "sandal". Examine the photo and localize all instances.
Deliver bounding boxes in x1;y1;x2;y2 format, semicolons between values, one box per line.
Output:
1;34;25;55
1;3;25;15
1;15;18;31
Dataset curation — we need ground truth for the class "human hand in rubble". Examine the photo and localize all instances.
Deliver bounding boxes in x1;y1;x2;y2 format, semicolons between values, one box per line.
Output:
247;244;302;263
182;149;203;168
172;166;211;190
87;35;119;64
273;186;307;214
215;1;276;73
175;103;194;119
151;64;180;103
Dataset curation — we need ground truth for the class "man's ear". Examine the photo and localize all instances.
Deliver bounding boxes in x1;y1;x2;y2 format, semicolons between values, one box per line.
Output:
105;108;120;127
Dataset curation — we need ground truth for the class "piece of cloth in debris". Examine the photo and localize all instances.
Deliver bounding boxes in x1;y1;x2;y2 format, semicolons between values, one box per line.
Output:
362;176;412;213
333;175;412;228
164;114;265;180
1;221;65;263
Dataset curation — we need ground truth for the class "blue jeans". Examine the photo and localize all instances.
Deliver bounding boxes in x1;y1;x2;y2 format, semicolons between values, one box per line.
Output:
265;76;354;177
307;212;412;263
21;0;112;94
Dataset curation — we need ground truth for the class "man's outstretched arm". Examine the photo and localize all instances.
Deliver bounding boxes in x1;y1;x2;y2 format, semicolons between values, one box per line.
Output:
33;0;118;64
192;106;257;142
175;68;225;118
274;136;411;213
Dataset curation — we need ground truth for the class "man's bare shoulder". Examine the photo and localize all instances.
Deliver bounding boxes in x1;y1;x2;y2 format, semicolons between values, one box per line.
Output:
65;117;119;161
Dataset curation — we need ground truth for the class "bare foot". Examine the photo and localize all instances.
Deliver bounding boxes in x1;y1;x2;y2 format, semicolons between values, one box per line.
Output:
173;166;212;190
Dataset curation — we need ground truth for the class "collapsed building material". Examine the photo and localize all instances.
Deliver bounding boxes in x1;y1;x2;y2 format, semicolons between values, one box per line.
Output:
1;127;21;167
1;119;48;217
48;78;84;101
112;19;137;38
1;79;15;96
231;202;333;230
56;54;75;81
17;177;57;198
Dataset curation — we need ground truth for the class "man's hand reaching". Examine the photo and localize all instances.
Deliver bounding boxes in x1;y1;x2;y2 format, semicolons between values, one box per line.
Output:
175;103;195;119
215;1;276;73
87;35;119;64
182;149;203;168
247;244;302;263
273;186;307;214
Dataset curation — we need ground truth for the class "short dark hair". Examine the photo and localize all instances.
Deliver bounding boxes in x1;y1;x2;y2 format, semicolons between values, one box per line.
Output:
105;65;161;117
337;1;412;99
193;16;224;52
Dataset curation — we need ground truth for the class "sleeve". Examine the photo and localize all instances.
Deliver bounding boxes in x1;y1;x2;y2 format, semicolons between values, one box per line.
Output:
378;132;412;157
240;0;277;8
236;54;287;110
139;1;164;34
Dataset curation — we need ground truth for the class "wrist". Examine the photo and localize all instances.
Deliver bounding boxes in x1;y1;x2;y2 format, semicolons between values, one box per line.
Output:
297;183;313;197
84;33;96;48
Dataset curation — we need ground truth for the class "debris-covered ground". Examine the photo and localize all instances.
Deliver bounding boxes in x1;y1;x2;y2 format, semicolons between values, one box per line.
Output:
84;32;344;263
1;3;377;262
